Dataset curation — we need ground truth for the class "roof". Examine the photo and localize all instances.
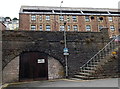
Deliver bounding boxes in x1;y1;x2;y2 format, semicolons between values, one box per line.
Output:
19;5;120;16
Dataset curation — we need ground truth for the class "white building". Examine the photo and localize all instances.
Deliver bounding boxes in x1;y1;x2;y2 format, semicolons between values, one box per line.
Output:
3;17;19;30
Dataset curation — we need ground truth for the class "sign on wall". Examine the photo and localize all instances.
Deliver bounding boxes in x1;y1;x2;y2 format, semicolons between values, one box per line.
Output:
37;59;45;63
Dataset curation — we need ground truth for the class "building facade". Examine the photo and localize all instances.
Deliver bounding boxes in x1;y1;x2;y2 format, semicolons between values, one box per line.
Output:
19;6;120;37
0;17;19;30
4;18;19;30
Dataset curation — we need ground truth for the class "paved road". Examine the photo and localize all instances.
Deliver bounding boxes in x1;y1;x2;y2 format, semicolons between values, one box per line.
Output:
2;78;120;89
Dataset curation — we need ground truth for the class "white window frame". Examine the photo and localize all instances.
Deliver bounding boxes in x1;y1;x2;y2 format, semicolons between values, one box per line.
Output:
46;16;50;21
46;25;51;31
86;25;91;31
73;25;78;31
72;16;77;22
67;25;70;31
59;16;64;21
31;25;36;30
85;16;90;22
60;25;65;31
31;15;36;21
39;25;42;31
108;17;113;22
40;16;42;20
110;25;115;31
67;16;70;21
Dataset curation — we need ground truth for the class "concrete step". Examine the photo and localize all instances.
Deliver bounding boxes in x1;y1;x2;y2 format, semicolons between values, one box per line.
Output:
88;64;98;67
70;78;83;80
78;72;92;76
81;69;95;73
92;62;100;64
85;67;96;70
74;75;96;80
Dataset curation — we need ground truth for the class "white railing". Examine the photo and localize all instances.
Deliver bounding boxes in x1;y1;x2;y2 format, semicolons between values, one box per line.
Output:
80;35;119;72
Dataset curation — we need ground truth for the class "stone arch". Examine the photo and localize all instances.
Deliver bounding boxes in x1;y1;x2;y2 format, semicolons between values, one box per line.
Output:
3;51;64;83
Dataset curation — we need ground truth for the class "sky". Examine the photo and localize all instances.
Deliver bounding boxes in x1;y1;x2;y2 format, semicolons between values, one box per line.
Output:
0;0;120;19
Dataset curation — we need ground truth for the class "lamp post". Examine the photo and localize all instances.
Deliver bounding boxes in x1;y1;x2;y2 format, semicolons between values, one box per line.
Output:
60;1;69;78
64;21;69;78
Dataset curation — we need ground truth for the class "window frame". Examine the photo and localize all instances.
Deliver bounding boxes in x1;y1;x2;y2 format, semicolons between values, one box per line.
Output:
31;25;36;30
67;25;70;31
31;15;36;21
86;25;91;31
46;16;50;21
46;25;51;31
40;15;42;20
72;16;77;22
39;25;42;31
59;16;64;21
60;25;65;31
108;17;113;22
110;25;115;31
85;16;90;22
73;25;78;31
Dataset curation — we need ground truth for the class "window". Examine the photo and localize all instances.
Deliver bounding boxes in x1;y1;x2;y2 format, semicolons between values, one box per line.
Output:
67;25;70;31
97;17;103;22
72;16;77;22
46;25;51;31
31;15;36;21
46;16;50;21
85;16;90;22
67;16;70;21
110;25;115;31
59;16;64;21
73;25;78;31
40;16;42;20
60;25;65;31
31;25;36;30
39;25;42;31
86;25;91;31
108;17;113;21
99;25;103;30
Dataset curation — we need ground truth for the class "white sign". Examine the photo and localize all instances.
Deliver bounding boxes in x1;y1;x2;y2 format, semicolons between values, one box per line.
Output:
63;53;69;56
37;59;45;63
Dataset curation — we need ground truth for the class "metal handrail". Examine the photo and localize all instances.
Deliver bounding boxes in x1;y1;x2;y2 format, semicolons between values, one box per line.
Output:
80;36;119;69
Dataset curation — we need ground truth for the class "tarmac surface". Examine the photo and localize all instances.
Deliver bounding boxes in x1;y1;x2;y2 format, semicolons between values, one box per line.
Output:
1;78;120;89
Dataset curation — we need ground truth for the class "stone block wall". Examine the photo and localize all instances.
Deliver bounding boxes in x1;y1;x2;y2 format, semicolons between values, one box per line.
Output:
2;57;19;83
2;29;110;82
94;46;120;78
48;56;64;79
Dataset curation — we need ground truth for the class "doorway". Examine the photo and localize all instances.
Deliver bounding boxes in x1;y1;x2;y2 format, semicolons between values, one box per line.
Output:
19;52;48;81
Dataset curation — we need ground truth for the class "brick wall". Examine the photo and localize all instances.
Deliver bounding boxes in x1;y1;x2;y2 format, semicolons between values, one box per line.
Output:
19;14;30;30
19;14;120;37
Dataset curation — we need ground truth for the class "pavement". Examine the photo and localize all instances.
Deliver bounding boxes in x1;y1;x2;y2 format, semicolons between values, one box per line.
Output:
1;78;120;89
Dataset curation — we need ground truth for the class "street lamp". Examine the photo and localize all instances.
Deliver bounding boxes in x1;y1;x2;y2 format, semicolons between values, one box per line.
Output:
60;1;69;78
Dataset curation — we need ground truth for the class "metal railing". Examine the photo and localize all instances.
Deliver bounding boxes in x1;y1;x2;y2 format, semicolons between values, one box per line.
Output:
80;36;119;72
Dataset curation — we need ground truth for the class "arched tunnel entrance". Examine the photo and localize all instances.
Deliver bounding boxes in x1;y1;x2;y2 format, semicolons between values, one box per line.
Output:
3;51;64;83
